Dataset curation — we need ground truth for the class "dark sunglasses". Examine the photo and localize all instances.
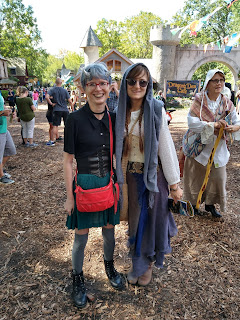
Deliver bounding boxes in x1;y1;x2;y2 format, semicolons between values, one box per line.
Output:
126;78;148;87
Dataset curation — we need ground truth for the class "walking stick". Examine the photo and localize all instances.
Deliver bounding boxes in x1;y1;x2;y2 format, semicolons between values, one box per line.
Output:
195;126;224;210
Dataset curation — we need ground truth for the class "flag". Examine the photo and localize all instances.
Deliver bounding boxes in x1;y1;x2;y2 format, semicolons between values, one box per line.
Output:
190;20;200;36
170;27;182;35
224;32;240;53
224;0;238;8
178;23;192;38
217;39;222;50
201;6;222;23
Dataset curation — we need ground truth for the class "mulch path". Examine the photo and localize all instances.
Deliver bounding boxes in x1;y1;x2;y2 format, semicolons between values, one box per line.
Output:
0;106;239;320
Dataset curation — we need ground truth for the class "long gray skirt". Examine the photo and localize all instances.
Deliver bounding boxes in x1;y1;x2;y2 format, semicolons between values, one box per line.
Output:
126;166;178;278
183;157;226;212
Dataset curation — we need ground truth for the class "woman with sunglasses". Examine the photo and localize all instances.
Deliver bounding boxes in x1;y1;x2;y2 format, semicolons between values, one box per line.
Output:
63;62;125;309
183;69;240;217
115;63;182;286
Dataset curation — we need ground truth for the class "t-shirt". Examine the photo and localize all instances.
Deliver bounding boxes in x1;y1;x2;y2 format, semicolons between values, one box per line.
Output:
16;97;35;122
64;103;116;170
32;92;39;100
8;90;15;102
106;91;118;112
0;95;7;134
47;87;70;112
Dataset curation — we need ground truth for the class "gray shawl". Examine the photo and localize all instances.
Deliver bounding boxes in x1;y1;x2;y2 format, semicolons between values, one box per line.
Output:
115;63;163;207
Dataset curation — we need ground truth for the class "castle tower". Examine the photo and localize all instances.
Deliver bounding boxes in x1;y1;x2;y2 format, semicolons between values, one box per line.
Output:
150;25;180;89
80;26;103;66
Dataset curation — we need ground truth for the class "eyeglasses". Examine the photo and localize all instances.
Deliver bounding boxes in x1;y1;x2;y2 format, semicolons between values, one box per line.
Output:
126;78;148;88
86;81;109;89
209;79;225;84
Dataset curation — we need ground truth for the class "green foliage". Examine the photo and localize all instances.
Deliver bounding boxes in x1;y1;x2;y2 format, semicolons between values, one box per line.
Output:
63;51;84;73
171;1;240;83
94;19;122;56
172;0;240;46
0;0;48;79
94;12;163;58
42;55;62;85
119;12;162;58
192;62;234;85
1;90;9;100
42;51;84;85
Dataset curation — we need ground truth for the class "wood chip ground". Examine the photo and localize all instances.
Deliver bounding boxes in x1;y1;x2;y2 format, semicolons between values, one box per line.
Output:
0;105;239;320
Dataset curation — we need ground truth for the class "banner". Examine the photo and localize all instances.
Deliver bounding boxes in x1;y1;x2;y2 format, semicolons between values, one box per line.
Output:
166;80;200;97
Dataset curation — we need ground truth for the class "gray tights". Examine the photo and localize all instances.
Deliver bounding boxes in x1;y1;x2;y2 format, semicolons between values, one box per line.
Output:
72;227;115;274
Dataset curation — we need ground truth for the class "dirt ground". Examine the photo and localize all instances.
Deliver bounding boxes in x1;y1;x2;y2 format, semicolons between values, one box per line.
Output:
0;105;239;320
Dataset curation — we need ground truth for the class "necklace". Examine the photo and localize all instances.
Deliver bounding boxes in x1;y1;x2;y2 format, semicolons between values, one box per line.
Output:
91;110;105;115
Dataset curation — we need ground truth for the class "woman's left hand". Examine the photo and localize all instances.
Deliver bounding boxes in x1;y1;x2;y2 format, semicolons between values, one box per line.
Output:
225;125;240;133
170;185;183;203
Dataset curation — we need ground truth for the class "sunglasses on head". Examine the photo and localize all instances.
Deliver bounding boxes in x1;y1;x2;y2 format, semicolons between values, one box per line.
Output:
126;78;148;87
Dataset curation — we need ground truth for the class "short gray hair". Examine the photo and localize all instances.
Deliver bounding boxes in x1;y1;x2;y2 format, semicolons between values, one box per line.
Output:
80;62;112;89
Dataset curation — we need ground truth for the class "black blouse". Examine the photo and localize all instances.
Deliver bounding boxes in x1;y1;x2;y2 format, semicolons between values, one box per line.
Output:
64;103;116;169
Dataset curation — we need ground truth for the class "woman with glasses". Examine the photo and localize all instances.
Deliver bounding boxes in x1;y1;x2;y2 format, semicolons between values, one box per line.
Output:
183;69;240;218
115;63;182;286
63;62;124;309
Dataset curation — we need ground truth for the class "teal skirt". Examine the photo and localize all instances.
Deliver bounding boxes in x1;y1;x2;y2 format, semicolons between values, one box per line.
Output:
66;172;120;230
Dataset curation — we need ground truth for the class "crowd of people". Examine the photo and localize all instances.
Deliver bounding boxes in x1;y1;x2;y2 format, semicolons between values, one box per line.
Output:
1;62;240;310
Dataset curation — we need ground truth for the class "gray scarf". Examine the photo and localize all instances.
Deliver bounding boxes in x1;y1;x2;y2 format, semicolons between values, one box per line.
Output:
115;63;163;207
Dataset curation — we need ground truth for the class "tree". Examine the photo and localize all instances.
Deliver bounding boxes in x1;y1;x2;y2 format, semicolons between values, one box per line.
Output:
94;19;122;56
63;51;84;73
94;12;163;59
172;0;240;83
119;12;163;59
42;55;62;85
42;51;84;85
172;0;240;46
0;0;47;78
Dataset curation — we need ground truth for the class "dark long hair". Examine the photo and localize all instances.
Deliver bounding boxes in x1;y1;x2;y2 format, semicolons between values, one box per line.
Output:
123;64;150;156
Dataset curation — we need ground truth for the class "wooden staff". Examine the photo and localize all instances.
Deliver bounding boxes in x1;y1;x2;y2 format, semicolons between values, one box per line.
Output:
195;126;224;210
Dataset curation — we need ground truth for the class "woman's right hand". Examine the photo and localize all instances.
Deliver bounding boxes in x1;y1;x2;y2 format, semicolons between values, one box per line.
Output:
214;119;227;129
64;197;74;215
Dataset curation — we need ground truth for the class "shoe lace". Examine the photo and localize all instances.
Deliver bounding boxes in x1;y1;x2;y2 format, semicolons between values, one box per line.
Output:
105;260;119;278
74;274;85;293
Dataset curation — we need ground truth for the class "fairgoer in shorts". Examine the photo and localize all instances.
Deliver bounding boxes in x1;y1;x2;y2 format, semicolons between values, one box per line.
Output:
45;96;61;146
0;93;16;184
46;78;73;143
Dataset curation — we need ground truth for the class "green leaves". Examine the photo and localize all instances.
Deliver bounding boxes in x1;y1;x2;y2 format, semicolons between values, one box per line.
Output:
0;0;44;78
94;12;163;59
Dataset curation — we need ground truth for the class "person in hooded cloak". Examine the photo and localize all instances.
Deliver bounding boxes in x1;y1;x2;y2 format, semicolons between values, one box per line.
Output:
115;63;182;286
182;69;240;218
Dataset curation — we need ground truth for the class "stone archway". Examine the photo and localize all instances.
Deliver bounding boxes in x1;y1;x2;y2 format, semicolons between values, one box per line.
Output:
186;56;238;83
176;50;240;89
150;25;240;90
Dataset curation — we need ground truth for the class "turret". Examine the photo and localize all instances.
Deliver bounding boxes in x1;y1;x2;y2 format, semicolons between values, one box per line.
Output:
80;26;102;66
150;25;180;89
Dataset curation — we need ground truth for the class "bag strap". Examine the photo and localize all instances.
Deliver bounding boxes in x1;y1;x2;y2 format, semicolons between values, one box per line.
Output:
75;110;114;185
107;111;114;177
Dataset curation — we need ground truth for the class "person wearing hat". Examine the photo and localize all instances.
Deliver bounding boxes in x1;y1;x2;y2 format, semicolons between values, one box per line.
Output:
183;69;240;218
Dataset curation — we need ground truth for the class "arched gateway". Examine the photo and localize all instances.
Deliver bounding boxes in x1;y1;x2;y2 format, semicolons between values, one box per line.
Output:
150;25;240;90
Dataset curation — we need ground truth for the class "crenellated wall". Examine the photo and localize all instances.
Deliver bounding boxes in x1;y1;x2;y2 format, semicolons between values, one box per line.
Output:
150;25;240;90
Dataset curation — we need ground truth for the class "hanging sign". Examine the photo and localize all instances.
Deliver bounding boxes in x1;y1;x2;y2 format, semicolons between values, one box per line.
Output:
166;80;200;97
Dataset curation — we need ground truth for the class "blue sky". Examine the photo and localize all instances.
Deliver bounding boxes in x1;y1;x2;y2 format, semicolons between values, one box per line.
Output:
22;0;186;55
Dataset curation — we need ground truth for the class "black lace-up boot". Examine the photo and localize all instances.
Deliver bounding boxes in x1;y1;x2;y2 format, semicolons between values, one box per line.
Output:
205;204;222;218
104;259;125;290
72;270;87;308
